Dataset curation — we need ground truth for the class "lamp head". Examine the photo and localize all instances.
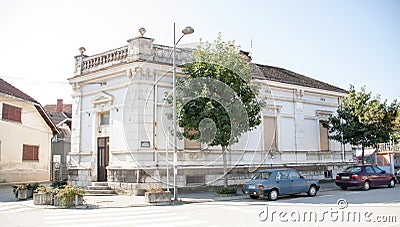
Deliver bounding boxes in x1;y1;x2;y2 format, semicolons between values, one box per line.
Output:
182;26;194;35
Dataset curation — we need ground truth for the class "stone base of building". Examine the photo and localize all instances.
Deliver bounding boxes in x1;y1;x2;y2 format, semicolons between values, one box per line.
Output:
67;159;355;193
68;168;92;187
104;162;355;195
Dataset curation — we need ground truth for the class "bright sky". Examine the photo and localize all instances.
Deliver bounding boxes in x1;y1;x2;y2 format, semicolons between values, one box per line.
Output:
0;0;399;105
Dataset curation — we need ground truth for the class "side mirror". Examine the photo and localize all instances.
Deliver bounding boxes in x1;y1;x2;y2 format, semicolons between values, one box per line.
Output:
300;175;304;179
382;170;386;174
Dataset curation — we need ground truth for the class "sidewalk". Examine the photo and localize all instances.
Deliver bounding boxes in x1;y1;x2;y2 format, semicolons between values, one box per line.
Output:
15;182;338;209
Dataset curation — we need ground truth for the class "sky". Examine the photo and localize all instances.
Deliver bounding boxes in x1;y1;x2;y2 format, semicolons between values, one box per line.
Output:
0;0;399;105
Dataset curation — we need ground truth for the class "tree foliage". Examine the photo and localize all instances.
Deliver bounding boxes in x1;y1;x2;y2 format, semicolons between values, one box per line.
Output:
324;85;398;163
177;34;263;147
169;34;264;186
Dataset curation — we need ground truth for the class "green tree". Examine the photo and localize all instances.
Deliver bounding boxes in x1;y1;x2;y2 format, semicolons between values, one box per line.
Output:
390;105;400;142
172;34;264;187
325;85;398;164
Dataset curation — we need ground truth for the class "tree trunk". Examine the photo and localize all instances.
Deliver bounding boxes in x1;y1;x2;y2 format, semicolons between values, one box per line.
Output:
361;144;365;166
222;145;228;187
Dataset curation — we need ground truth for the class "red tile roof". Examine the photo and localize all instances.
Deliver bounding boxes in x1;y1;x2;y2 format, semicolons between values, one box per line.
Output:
0;78;39;103
254;64;347;93
44;104;72;115
0;78;59;134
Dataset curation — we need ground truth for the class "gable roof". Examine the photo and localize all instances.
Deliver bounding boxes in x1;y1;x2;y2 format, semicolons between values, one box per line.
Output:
44;104;72;115
254;64;347;93
47;112;72;128
0;78;59;134
0;78;39;103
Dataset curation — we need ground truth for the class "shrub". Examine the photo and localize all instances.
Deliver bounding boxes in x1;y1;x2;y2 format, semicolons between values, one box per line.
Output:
27;183;39;192
35;186;52;194
11;184;27;198
217;187;237;195
51;179;68;189
55;185;85;208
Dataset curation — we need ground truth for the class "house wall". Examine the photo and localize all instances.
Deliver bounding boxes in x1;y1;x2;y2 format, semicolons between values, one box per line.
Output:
68;36;354;187
0;96;53;183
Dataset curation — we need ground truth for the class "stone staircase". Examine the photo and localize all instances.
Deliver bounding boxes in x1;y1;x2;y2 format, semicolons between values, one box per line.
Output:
85;182;116;196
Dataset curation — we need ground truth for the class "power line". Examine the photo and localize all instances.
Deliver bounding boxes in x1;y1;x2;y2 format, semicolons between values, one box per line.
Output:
1;76;69;85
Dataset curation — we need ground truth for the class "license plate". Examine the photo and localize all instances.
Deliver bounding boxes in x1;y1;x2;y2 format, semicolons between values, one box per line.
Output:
341;176;350;180
248;185;256;189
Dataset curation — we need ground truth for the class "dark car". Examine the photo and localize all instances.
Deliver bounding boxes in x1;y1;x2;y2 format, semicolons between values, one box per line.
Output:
335;165;396;190
242;168;320;201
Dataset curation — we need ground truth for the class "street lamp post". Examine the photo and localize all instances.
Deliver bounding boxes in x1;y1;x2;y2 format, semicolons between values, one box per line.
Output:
172;23;194;201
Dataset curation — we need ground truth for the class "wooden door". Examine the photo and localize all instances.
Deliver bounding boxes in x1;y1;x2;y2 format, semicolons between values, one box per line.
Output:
97;137;109;182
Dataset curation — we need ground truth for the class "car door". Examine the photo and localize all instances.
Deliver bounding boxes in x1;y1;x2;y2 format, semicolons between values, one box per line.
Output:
289;170;307;194
372;166;390;186
276;170;291;194
365;166;379;186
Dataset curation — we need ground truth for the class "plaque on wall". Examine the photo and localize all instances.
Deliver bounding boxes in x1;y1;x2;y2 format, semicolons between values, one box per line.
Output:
140;141;151;148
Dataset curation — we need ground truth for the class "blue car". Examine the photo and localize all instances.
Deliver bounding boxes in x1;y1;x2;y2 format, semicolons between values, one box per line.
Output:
242;168;320;201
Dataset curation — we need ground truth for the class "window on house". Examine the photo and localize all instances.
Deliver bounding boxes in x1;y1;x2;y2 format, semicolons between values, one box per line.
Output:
264;116;277;152
186;175;205;186
100;112;110;125
2;103;22;123
22;144;39;161
319;121;329;151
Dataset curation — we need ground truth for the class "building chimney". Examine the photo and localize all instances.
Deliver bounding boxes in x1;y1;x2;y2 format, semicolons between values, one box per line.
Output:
56;99;64;112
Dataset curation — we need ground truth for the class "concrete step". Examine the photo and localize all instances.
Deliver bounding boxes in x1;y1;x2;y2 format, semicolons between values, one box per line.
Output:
91;182;109;187
85;189;116;195
84;193;116;196
87;186;112;190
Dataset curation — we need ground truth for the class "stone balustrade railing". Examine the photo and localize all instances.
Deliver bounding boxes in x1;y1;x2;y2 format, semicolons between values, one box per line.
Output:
81;46;129;73
76;41;194;75
152;44;193;65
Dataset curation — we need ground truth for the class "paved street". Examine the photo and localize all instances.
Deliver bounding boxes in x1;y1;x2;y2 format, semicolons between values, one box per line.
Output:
257;185;400;204
0;183;399;226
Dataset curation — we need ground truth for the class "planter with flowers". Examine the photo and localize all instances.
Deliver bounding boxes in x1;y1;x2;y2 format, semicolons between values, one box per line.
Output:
54;185;85;208
145;184;171;204
33;186;54;205
12;184;28;200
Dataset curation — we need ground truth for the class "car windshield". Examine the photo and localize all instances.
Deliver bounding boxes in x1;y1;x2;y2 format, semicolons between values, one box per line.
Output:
252;172;272;180
343;166;362;173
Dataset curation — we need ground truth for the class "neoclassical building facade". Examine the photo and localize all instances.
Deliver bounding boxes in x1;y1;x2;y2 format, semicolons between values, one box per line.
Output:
68;31;353;190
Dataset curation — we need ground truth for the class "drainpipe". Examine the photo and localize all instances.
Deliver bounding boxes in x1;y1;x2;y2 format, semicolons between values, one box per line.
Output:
50;136;55;181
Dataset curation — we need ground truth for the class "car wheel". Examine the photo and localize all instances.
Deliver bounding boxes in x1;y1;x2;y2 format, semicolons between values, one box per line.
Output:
362;181;370;191
307;185;317;197
249;195;259;200
340;186;347;190
388;179;396;188
268;189;279;201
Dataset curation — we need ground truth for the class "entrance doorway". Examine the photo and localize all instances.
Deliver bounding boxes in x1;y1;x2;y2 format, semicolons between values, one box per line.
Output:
97;137;109;182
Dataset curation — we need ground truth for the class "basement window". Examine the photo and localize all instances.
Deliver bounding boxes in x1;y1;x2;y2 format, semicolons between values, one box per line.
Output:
186;175;205;186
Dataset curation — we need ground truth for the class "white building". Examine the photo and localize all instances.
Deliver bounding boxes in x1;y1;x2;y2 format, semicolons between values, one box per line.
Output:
68;31;353;191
